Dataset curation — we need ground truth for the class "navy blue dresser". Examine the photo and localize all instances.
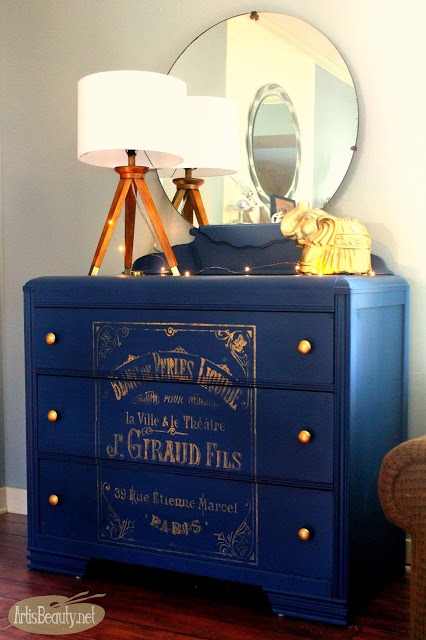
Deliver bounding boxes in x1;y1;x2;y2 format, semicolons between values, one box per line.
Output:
24;272;409;625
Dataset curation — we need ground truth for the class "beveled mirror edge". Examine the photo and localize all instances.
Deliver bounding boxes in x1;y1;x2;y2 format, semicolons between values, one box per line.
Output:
247;82;302;207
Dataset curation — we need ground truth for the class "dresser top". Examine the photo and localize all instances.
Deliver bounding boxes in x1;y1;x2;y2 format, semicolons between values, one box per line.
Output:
24;274;408;312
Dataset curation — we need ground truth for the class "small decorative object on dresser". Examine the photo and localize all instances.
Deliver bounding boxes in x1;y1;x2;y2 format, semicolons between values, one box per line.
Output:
280;202;372;275
270;194;296;222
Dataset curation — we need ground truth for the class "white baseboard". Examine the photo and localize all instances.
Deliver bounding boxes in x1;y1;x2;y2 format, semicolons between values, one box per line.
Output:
0;487;6;514
4;487;27;514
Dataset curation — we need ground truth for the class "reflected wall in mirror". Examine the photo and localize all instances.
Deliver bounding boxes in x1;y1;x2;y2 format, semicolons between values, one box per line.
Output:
248;82;301;208
161;12;358;225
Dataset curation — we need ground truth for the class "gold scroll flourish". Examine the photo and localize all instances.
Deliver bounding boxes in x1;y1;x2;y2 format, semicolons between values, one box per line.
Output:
100;482;135;541
215;330;250;375
214;502;253;559
97;325;130;360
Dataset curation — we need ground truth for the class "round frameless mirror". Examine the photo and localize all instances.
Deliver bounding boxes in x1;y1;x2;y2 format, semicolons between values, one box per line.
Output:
161;12;358;225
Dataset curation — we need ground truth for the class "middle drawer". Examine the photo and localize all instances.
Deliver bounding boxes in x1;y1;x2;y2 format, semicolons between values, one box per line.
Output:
37;376;333;485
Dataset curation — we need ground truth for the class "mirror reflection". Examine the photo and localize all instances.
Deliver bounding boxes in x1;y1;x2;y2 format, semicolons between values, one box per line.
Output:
248;83;301;209
161;12;358;225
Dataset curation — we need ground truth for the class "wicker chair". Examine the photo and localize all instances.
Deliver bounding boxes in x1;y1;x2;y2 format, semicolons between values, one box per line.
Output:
378;435;426;640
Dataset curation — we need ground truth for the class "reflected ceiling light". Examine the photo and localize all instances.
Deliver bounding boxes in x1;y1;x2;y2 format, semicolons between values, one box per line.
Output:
78;70;187;275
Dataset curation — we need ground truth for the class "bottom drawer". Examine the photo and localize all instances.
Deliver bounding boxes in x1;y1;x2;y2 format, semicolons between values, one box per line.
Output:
38;459;98;540
258;485;334;581
35;459;334;582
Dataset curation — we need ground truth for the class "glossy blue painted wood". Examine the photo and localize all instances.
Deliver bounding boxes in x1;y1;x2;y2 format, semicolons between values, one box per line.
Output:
24;271;409;625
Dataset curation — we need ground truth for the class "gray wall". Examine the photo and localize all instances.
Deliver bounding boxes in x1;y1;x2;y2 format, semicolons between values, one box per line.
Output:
0;0;425;490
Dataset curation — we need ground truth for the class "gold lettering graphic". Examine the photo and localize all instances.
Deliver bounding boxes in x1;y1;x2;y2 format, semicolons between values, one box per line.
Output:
188;395;217;408
149;514;202;536
127;428;144;460
205;442;242;470
127;431;201;466
110;378;139;400
198;492;238;517
198;363;242;410
106;433;124;459
161;415;179;429
152;491;195;509
114;487;127;500
152;352;195;380
139;391;160;404
110;363;154;401
163;394;184;404
162;440;177;463
183;415;225;432
137;411;159;427
128;486;150;505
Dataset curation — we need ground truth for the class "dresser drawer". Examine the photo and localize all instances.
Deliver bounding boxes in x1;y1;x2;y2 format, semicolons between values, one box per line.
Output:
97;464;333;581
38;459;97;540
35;377;333;484
37;459;333;584
256;390;334;484
37;376;95;456
255;311;334;387
258;485;334;581
33;309;95;372
33;308;334;386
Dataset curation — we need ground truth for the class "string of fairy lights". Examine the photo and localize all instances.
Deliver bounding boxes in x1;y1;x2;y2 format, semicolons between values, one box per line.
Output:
111;184;376;278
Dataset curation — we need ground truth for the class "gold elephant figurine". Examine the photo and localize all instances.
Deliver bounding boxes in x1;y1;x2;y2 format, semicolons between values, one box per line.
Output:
280;202;372;275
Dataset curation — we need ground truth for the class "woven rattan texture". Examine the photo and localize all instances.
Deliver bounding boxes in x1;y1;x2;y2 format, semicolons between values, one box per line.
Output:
379;435;426;640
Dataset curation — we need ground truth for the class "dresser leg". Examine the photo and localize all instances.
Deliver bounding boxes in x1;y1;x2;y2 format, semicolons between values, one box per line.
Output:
265;589;348;626
27;548;90;577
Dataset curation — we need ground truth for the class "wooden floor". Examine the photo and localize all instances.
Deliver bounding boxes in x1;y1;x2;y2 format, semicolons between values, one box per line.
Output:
0;512;409;639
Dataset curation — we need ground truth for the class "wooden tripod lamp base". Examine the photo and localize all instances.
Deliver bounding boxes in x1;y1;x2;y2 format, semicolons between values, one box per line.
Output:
89;164;180;276
172;168;209;226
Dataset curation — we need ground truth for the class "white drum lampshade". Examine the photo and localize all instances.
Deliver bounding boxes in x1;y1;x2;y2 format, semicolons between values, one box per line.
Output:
78;70;187;169
158;95;240;178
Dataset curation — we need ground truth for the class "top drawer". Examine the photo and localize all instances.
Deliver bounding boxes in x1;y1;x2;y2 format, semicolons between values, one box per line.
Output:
31;307;334;387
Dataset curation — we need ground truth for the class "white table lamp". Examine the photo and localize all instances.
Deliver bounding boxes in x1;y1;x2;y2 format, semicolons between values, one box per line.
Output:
78;70;187;275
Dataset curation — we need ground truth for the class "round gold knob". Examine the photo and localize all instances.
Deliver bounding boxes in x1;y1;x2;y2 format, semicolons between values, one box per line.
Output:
298;430;312;444
298;527;311;542
297;340;312;354
45;332;56;345
48;494;59;506
47;410;58;422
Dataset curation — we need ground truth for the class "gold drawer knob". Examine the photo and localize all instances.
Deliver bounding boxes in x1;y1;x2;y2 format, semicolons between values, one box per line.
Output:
48;494;59;506
45;332;56;345
47;410;58;422
298;430;312;444
297;340;312;354
297;527;311;542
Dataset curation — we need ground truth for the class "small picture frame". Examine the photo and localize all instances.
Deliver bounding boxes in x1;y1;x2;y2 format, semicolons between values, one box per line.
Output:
270;195;296;222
